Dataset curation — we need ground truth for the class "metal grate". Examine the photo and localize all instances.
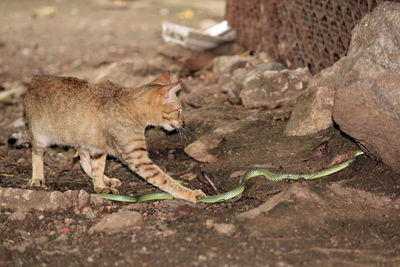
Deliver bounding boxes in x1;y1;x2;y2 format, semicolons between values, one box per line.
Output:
226;0;400;74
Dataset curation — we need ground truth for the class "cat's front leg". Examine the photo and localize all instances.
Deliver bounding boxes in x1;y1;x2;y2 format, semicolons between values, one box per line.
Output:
118;138;205;202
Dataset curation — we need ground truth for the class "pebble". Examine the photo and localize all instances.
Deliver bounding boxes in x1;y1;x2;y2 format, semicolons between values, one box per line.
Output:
213;223;236;235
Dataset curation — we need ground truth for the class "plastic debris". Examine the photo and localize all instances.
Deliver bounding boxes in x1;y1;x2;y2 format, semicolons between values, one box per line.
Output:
162;20;236;51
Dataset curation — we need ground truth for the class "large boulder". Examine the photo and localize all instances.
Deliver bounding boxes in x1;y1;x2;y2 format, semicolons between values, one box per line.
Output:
332;2;400;172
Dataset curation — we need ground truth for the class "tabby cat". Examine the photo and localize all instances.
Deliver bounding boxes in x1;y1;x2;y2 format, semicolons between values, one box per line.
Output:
23;72;206;202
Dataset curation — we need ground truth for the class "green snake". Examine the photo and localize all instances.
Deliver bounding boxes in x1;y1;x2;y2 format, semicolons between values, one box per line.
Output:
96;151;364;204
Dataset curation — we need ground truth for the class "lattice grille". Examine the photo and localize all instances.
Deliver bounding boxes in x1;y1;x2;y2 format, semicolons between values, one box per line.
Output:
226;0;400;74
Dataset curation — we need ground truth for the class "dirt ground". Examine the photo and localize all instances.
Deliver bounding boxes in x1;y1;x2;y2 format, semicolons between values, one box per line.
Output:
1;0;399;266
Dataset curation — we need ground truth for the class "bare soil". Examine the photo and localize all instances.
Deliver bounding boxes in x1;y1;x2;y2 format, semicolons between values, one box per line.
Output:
1;1;399;266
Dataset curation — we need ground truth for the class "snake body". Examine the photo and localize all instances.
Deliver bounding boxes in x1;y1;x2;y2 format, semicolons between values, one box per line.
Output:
97;151;364;204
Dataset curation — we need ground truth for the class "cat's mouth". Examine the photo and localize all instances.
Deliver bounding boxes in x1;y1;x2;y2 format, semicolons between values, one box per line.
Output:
161;121;183;132
161;123;177;132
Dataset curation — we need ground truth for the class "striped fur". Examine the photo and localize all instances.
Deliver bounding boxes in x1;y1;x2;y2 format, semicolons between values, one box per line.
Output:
23;72;205;202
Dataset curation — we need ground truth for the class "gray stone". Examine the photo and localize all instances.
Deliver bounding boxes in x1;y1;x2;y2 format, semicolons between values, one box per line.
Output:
88;209;144;234
332;2;400;172
213;55;251;75
284;60;342;136
285;86;335;136
255;62;285;72
221;68;248;104
240;68;310;109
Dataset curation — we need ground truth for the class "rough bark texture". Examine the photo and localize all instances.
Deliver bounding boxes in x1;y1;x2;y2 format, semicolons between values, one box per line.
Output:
332;2;400;172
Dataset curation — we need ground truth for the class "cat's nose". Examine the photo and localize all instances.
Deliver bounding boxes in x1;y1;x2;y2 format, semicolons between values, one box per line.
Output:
171;120;183;129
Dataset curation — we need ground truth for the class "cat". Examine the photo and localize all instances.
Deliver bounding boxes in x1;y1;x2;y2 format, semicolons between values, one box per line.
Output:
23;72;206;202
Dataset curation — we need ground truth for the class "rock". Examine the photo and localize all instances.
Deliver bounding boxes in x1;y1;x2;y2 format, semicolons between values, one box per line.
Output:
285;86;335;136
0;188;72;212
77;190;90;210
204;219;236;235
81;207;95;219
215;59;289;105
213;55;252;75
255;62;285;72
213;223;236;235
226;68;249;103
239;68;311;109
88;210;144;234
49;191;72;210
284;61;342;136
332;2;400;172
0;187;107;213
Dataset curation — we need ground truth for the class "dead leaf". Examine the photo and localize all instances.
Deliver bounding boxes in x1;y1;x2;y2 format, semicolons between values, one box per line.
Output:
184;119;253;163
184;141;218;163
179;57;213;72
179;172;197;181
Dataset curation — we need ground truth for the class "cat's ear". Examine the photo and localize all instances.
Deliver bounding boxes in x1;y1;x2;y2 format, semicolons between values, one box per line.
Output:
150;71;171;85
157;80;182;101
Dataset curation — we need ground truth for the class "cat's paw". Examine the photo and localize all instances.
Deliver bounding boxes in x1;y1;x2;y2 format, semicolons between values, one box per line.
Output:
28;178;46;188
94;185;112;194
109;187;119;194
94;184;119;194
103;176;122;188
185;189;206;203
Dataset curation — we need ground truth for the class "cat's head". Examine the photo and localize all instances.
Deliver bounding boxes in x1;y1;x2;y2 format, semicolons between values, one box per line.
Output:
147;72;184;131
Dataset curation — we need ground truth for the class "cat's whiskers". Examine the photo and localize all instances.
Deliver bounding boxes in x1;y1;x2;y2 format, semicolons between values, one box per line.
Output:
177;127;184;145
181;125;194;135
177;126;190;144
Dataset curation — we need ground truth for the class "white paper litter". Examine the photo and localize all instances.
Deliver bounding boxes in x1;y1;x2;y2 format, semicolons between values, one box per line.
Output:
162;20;236;51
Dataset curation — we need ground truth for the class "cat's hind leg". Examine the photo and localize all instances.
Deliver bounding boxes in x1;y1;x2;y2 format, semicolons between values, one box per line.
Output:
78;149;120;193
78;149;92;177
28;143;47;187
